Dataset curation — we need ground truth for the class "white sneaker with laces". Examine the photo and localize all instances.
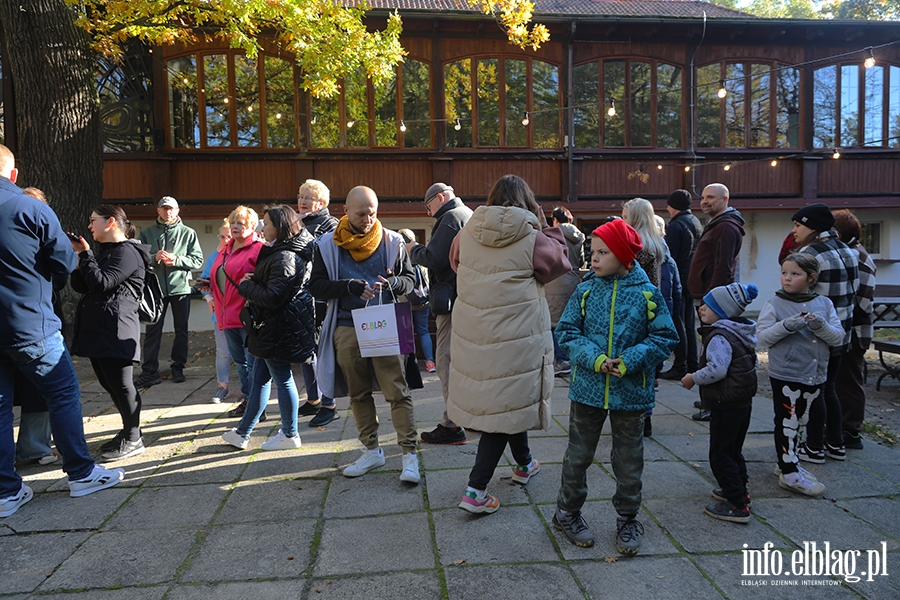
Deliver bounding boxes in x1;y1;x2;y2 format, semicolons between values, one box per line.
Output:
0;484;33;517
261;430;302;451
774;464;819;482
779;472;826;496
343;448;385;478
400;452;420;484
38;452;59;466
68;466;125;498
222;428;250;450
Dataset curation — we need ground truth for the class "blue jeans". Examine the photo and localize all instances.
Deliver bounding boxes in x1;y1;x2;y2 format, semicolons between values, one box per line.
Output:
223;327;256;398
237;358;300;438
213;325;232;384
411;308;434;362
16;411;53;461
1;332;94;496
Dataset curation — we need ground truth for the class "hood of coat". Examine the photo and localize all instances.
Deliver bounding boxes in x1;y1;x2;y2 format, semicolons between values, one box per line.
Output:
704;317;758;352
559;222;585;246
259;229;316;262
116;238;153;268
465;205;539;249
705;207;746;235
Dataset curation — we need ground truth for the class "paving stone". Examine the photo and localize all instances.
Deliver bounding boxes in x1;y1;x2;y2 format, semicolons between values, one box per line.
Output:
36;587;166;600
142;448;251;486
421;465;530;510
571;555;719;598
2;489;132;532
834;497;900;542
104;484;227;530
641;461;717;499
307;571;441;599
418;438;482;471
521;461;618;505
446;564;582;600
0;532;91;594
324;471;424;517
216;479;327;524
167;580;303;599
811;461;900;498
241;444;340;480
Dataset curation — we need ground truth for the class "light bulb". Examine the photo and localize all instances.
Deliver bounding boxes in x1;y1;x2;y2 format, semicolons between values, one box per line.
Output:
521;113;530;126
247;105;252;112
347;120;355;129
865;49;876;69
399;120;407;132
723;163;731;171
223;98;229;104
656;164;663;170
832;148;841;159
717;80;727;99
454;119;461;131
183;78;189;84
684;165;691;172
275;113;282;120
607;101;616;117
771;159;778;167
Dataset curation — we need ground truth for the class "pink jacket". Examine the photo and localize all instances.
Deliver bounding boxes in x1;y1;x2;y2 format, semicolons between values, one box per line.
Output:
211;234;263;330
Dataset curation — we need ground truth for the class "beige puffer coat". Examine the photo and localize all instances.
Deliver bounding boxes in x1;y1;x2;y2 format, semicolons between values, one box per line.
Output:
448;206;554;433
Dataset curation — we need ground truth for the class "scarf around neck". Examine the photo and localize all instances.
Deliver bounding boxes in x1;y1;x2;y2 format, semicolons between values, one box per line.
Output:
333;216;383;261
776;288;818;303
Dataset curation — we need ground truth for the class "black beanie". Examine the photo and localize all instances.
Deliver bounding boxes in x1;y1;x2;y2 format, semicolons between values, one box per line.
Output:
792;204;835;232
667;189;692;211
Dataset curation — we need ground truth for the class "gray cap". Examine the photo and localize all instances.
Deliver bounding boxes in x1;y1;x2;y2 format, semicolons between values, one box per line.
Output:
424;183;452;202
158;196;179;209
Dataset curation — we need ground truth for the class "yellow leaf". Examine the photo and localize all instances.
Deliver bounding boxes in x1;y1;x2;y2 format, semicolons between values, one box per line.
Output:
604;556;618;563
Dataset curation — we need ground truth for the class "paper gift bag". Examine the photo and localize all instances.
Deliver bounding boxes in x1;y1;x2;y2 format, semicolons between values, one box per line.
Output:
352;301;416;357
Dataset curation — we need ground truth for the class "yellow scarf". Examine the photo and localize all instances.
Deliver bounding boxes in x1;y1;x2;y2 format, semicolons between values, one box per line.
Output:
333;216;383;261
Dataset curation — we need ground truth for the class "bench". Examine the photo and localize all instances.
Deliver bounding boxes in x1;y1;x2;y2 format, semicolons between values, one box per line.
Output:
873;284;900;330
873;340;900;390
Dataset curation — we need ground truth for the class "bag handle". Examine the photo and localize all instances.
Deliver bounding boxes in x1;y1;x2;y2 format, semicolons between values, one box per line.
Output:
363;278;398;307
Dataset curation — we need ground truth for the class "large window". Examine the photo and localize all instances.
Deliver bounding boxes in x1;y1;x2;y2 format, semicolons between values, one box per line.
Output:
166;52;296;149
814;63;900;148
97;45;155;153
309;58;431;149
573;59;683;148
698;61;800;148
444;56;559;148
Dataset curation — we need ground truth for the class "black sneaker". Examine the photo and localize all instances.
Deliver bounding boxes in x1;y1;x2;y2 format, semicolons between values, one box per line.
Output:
824;442;846;461
135;371;162;388
659;368;685;381
615;516;644;556
420;424;467;445
843;431;864;450
309;406;340;427
693;400;702;409
298;401;322;417
100;431;127;453
692;410;711;422
704;500;750;524
553;509;595;547
798;443;825;464
101;437;146;462
712;488;752;506
171;367;186;383
643;416;652;437
228;398;248;417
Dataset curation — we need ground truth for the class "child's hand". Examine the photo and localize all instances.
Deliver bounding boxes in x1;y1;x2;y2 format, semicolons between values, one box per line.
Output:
783;314;807;332
605;358;624;377
681;373;695;390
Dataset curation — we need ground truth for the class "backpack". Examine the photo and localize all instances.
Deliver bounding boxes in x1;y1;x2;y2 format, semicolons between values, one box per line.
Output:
407;265;430;307
137;270;164;325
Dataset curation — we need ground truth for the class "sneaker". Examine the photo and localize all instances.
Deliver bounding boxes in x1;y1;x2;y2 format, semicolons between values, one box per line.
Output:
553;509;595;547
211;386;229;404
0;484;33;517
643;416;652;438
511;459;540;484
400;452;420;484
38;452;59;466
309;405;340;427
458;490;500;514
824;442;846;461
228;398;248;418
100;431;127;453
260;430;302;451
692;410;711;422
693;400;702;409
171;367;186;383
343;448;385;478
798;443;826;464
420;424;467;445
135;371;162;388
712;488;752;506
774;464;819;482
298;400;321;416
779;472;826;497
659;368;686;381
704;500;750;524
222;428;250;450
425;360;437;373
68;466;125;498
615;516;644;555
554;360;571;376
101;438;145;462
843;431;864;450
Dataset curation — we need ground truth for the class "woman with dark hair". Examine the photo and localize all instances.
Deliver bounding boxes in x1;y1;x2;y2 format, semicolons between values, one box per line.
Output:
70;205;152;461
222;205;318;451
449;174;570;513
545;206;585;375
832;209;876;450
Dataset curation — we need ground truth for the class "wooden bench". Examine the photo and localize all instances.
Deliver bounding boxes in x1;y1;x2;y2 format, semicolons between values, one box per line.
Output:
873;340;900;390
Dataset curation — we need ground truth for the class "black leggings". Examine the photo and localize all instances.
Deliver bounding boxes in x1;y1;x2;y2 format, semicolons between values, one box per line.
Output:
771;377;819;475
467;431;532;491
91;357;142;441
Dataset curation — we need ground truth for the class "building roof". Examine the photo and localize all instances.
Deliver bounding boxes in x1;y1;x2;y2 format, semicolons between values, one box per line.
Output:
364;0;751;19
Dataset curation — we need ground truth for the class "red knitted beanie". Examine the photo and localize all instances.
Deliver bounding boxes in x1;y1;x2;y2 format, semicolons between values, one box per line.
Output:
592;219;643;268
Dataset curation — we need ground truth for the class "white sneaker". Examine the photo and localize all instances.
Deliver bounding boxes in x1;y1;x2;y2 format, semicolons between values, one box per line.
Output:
400;452;420;484
222;428;250;450
779;472;826;497
38;452;59;466
68;466;125;498
774;464;819;482
0;484;33;517
260;430;302;451
343;448;385;478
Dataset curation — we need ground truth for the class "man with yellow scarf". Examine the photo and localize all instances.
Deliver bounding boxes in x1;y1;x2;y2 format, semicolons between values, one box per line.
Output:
309;186;421;483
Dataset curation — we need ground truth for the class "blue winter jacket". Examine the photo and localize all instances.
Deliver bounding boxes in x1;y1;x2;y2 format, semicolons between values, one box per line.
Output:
556;264;678;411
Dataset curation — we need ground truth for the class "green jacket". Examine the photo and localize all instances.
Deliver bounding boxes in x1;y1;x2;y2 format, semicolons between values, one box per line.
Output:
139;218;204;297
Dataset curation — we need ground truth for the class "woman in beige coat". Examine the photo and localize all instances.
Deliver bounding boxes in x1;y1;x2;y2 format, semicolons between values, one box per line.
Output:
449;175;570;514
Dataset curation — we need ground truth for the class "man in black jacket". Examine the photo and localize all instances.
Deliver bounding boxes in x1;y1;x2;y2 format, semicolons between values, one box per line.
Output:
407;183;473;445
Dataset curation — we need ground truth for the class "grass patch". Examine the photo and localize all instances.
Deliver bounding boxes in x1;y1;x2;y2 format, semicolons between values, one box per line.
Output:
862;421;898;447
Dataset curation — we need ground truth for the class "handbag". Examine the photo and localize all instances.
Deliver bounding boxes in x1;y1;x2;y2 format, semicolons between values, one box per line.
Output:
407;265;430;307
351;289;416;358
239;304;265;333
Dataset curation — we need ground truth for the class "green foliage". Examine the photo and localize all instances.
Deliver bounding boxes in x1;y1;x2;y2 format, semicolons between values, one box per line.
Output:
745;0;818;18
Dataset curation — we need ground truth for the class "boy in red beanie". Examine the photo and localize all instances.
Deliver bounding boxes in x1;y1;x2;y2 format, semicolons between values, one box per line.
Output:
553;220;678;554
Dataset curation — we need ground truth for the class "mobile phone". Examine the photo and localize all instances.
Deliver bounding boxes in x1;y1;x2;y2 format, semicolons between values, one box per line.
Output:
66;232;81;242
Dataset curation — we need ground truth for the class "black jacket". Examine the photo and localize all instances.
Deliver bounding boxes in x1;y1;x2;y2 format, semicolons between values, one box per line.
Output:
408;196;473;306
239;231;317;363
71;239;151;361
302;207;339;239
698;324;757;410
665;210;702;292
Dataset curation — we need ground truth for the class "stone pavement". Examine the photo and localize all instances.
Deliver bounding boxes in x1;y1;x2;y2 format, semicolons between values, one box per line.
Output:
3;335;899;600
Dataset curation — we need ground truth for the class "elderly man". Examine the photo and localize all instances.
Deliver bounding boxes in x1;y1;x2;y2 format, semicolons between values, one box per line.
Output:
309;186;420;483
0;144;124;518
296;179;341;426
407;182;473;445
687;183;746;421
136;196;204;387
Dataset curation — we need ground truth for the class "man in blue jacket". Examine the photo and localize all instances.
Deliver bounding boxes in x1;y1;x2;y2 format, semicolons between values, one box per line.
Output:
0;144;124;518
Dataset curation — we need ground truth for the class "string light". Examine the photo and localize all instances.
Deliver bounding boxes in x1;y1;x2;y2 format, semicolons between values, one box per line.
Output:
223;98;229;104
723;163;731;171
656;164;663;170
771;159;778;167
399;120;407;132
275;113;282;120
832;148;841;159
607;100;616;117
865;48;876;69
454;118;461;131
347;119;355;129
521;112;530;126
247;105;252;112
717;80;727;99
684;165;691;172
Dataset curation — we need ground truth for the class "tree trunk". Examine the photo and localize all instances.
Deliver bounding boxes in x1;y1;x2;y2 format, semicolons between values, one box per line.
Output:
0;0;102;235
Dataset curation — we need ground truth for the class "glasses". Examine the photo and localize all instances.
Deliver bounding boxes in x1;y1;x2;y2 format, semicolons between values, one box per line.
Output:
232;222;251;230
217;235;228;240
298;195;317;202
424;192;442;207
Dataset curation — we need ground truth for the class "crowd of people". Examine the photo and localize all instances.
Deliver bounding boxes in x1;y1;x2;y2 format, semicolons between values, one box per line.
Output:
0;140;879;559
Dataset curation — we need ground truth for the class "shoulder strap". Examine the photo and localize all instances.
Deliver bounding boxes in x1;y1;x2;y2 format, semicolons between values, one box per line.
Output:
221;247;242;289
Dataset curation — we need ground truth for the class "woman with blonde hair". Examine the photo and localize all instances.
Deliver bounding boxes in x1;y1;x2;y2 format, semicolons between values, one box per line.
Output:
622;198;666;287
